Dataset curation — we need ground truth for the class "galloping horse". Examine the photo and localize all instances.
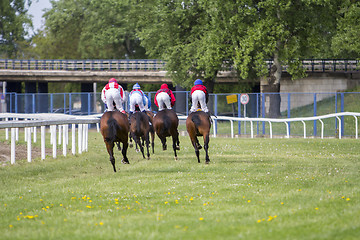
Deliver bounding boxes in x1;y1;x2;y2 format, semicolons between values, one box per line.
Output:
129;111;151;159
153;109;180;160
100;111;130;172
186;111;211;164
130;111;155;154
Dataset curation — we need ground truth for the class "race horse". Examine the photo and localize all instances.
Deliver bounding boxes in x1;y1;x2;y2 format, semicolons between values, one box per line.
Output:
186;111;211;164
100;111;130;172
129;111;151;160
153;109;180;160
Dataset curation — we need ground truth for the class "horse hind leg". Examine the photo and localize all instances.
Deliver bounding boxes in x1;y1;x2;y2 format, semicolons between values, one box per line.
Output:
172;134;180;161
151;131;155;154
174;131;180;151
121;141;130;164
145;134;151;160
204;134;210;164
191;137;201;163
106;141;117;172
136;135;146;159
116;142;121;151
160;137;167;151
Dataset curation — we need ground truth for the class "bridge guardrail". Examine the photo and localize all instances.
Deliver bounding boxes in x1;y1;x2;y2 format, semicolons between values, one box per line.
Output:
1;59;359;73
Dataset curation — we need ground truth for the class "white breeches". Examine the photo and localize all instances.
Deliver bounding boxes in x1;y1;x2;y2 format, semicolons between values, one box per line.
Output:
105;88;124;112
190;90;208;113
156;92;172;111
129;92;145;112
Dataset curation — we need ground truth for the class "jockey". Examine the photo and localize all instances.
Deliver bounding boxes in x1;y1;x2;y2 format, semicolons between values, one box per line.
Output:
101;78;126;113
189;79;209;113
154;83;176;111
129;83;147;114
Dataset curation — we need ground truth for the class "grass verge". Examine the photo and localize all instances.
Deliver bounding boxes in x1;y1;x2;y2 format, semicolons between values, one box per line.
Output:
0;130;359;239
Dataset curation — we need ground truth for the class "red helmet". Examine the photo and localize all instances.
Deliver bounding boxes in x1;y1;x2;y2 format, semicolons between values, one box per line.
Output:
109;78;117;83
160;83;168;89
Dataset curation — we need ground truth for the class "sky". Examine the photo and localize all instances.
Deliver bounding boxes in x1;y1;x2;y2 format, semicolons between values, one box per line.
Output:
27;0;52;36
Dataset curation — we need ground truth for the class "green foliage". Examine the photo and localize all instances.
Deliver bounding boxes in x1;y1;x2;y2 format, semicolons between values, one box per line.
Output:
0;131;359;239
0;0;33;58
32;0;146;59
332;1;360;58
136;0;342;91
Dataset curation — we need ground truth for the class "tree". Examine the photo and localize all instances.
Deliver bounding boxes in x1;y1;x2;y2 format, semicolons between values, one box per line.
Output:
32;0;146;59
136;0;341;117
0;0;32;58
136;0;233;93
230;0;340;117
332;1;360;58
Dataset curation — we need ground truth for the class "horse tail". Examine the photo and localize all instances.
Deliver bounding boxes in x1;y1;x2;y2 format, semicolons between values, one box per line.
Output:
105;116;120;142
160;114;171;136
191;114;202;128
136;113;143;134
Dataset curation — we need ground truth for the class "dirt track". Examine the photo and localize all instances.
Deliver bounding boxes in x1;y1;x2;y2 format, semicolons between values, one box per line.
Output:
0;142;54;166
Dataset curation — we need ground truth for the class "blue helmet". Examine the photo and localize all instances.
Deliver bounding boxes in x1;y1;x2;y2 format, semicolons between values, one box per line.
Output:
194;79;203;86
133;83;141;89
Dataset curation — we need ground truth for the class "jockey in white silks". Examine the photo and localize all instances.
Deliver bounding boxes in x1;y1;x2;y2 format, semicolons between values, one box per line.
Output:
101;78;126;113
129;83;147;114
189;79;209;113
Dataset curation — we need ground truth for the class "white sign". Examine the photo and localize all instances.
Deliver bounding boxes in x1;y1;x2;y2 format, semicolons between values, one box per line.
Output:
240;94;249;105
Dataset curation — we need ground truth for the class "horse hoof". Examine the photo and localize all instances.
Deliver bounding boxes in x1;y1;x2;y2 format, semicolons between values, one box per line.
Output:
129;143;133;148
176;146;180;150
136;149;140;153
205;161;210;164
122;159;130;164
147;157;151;160
174;156;178;161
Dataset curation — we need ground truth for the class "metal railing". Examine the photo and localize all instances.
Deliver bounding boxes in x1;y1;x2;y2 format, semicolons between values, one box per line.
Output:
1;59;359;73
2;91;359;138
0;113;100;164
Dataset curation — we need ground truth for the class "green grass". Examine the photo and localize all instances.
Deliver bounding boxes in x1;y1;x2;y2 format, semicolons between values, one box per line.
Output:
1;130;360;239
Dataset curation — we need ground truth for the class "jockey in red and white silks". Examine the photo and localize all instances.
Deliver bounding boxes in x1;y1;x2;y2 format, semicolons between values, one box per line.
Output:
190;79;209;113
154;84;176;111
101;78;126;113
129;83;147;113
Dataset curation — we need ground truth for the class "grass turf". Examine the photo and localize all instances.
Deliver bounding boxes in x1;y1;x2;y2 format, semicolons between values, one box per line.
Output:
0;130;359;239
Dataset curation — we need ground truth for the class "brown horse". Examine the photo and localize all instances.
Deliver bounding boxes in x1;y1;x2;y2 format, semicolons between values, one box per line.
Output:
129;111;151;159
153;109;180;160
186;111;211;164
129;111;155;153
100;111;130;172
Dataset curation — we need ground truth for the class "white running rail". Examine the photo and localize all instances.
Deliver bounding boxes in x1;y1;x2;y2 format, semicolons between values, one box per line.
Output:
0;113;100;164
178;112;360;139
2;112;359;165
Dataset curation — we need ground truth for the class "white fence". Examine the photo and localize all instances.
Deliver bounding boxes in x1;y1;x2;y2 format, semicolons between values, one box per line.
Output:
0;113;100;164
1;112;359;165
178;112;360;139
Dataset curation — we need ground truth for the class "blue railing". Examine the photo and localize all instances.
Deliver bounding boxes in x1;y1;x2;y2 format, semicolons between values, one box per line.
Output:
1;59;359;73
2;91;359;138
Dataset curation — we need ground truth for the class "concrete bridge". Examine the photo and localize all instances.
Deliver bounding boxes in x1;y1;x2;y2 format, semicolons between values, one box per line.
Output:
0;59;359;94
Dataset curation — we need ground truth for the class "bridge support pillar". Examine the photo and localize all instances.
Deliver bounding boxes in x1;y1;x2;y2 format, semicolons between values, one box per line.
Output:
25;82;36;113
38;82;48;113
174;85;187;115
81;83;94;114
6;82;22;113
